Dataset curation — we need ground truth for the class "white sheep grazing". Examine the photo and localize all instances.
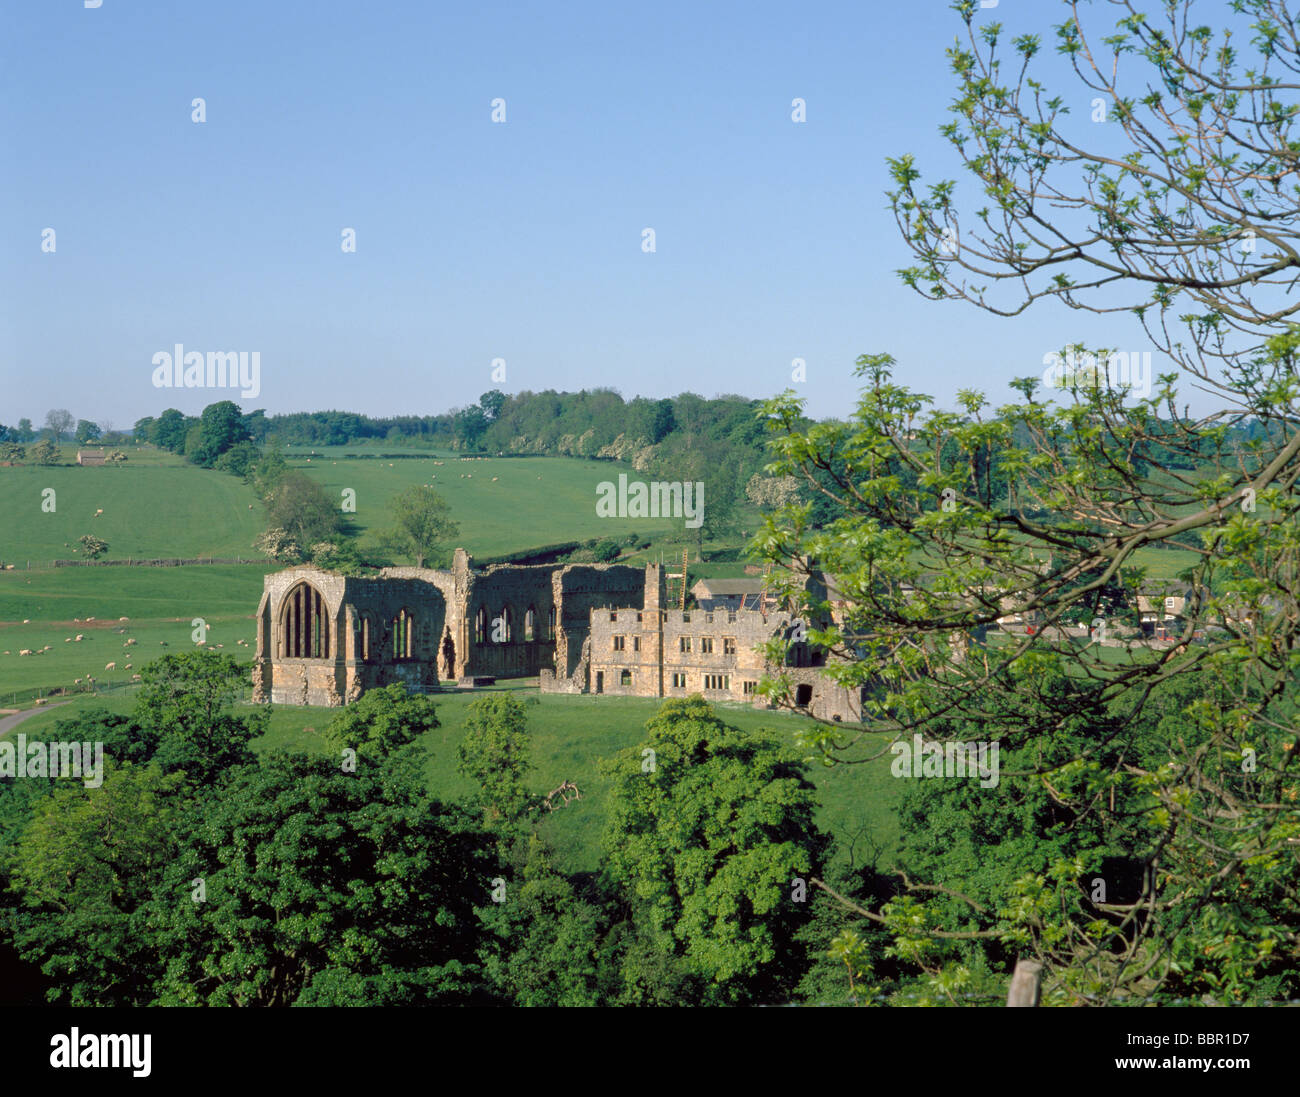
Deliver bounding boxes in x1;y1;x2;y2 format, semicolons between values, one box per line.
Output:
131;674;141;682
19;649;32;656
95;508;103;515
105;662;116;670
65;637;72;643
75;634;83;641
87;617;95;621
124;638;137;646
119;616;129;622
124;663;131;670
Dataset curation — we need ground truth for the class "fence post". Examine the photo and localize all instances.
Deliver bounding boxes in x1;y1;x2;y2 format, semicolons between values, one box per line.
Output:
1007;959;1042;1007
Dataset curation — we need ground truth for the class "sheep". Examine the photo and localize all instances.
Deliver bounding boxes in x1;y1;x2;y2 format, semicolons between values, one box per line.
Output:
65;637;72;642
119;616;129;622
94;508;103;515
124;663;131;670
22;618;30;624
124;638;137;646
105;662;116;670
131;674;141;682
75;634;83;641
19;649;32;656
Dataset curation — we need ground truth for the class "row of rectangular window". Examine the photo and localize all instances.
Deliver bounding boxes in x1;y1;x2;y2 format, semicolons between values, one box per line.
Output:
608;636;744;654
607;611;740;623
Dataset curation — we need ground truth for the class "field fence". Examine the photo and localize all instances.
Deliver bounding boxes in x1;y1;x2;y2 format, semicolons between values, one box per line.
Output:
38;557;266;568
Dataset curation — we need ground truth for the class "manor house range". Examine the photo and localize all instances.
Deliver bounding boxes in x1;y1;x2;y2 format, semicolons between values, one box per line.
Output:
252;549;863;722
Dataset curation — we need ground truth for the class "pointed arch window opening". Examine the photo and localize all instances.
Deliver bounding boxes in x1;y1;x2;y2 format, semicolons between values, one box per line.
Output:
393;608;415;661
281;583;330;660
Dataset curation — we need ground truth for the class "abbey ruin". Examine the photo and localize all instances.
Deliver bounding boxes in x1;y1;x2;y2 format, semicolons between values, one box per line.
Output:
252;548;863;722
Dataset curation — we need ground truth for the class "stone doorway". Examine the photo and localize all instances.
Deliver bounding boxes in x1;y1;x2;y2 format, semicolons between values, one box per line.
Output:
441;631;456;682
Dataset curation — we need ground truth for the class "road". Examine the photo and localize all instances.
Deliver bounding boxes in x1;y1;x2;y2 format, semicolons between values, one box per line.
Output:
0;702;69;737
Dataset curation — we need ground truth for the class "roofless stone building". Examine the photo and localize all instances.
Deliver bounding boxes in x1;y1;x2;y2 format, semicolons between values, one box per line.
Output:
253;548;864;722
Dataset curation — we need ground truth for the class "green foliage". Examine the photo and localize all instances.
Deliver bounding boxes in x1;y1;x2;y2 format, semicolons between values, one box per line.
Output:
190;401;251;468
134;651;261;784
28;439;58;465
323;682;440;756
146;751;494;1005
457;694;532;830
264;470;345;548
602;696;829;1002
480;835;611;1005
385;484;459;568
5;764;189;1005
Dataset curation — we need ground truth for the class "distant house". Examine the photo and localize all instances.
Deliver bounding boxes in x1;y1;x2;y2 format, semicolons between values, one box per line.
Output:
691;577;765;612
76;449;106;467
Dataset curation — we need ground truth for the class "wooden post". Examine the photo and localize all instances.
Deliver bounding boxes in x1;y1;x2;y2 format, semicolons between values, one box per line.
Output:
1007;959;1042;1007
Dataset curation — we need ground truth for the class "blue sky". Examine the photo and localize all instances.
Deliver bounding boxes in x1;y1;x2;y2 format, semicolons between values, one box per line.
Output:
0;0;1191;428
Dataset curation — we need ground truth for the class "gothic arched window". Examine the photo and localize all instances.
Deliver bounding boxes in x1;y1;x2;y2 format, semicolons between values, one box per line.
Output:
280;582;330;659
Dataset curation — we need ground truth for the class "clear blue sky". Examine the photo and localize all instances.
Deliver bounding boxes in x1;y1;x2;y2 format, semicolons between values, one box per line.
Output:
0;0;1181;429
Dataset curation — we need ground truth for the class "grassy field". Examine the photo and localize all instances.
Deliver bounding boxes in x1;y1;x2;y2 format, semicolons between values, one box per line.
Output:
8;682;903;876
0;565;269;701
287;449;686;559
0;444;710;566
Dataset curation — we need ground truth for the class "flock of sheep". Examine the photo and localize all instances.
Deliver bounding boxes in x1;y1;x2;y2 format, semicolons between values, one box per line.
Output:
7;614;253;696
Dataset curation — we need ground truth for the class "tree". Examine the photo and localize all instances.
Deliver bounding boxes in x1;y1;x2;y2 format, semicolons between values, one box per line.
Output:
265;471;345;548
147;752;494;1005
385;485;459;568
0;442;25;463
6;764;189;1005
323;682;440;756
28;439;58;465
602;697;829;1003
44;409;73;443
453;405;488;450
151;408;189;453
752;0;1300;1003
74;420;101;445
77;534;108;559
252;526;302;564
456;694;532;830
190;400;250;467
134;652;262;786
480;834;611;1006
479;390;507;422
16;418;34;442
